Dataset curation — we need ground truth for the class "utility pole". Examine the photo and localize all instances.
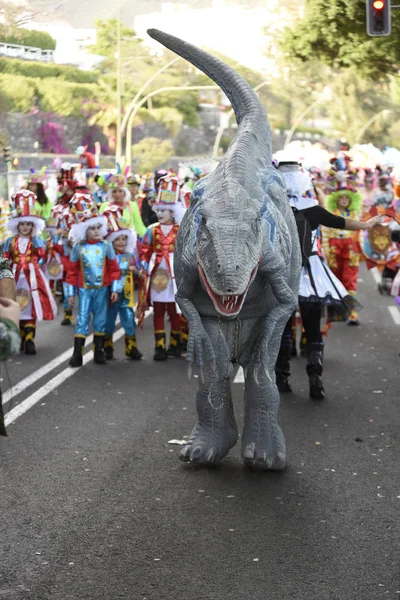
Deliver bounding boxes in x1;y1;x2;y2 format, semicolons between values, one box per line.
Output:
115;0;123;165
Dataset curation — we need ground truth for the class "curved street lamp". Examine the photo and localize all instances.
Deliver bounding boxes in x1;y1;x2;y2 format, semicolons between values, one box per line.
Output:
283;86;332;149
212;80;271;158
125;84;219;167
355;109;392;145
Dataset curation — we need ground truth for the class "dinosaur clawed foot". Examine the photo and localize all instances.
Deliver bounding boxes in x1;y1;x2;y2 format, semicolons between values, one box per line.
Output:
241;418;286;471
180;422;238;466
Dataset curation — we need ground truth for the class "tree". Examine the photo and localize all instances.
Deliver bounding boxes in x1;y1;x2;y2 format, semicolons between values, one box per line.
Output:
280;0;400;80
132;137;174;172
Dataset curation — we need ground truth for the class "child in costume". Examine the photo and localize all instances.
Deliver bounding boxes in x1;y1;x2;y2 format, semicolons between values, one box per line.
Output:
26;168;52;222
321;177;364;325
139;173;186;361
99;170;146;240
3;190;58;354
103;206;143;361
50;164;80;326
64;194;121;367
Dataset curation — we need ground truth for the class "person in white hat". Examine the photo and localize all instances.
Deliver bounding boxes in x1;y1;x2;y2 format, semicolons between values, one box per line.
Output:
3;190;58;355
64;193;121;367
138;173;186;361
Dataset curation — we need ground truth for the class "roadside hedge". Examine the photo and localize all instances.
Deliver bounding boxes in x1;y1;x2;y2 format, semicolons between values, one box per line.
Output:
0;73;96;116
0;57;98;84
0;26;56;51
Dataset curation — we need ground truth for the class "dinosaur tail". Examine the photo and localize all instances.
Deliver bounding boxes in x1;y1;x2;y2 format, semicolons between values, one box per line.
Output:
147;29;265;128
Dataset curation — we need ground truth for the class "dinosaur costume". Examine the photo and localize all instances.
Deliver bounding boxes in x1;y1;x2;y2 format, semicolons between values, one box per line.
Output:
148;29;301;470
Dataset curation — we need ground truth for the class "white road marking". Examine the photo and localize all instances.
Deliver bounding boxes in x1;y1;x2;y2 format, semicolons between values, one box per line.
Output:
233;367;245;383
388;306;400;326
4;328;125;427
2;318;121;406
4;310;152;427
370;267;381;285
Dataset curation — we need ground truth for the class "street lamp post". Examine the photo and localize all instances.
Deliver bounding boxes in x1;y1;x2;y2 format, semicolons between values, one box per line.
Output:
355;109;392;144
120;57;181;138
115;0;123;164
284;86;332;149
212;80;271;158
125;85;219;167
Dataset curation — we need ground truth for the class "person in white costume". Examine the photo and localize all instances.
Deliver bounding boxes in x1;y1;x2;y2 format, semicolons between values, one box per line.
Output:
275;161;383;400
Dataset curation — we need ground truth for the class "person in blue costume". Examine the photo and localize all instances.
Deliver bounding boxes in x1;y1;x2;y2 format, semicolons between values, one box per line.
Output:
102;206;143;361
64;194;121;368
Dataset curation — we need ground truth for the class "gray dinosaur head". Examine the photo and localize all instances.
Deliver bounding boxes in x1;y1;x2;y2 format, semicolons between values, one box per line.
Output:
147;29;274;317
196;182;262;317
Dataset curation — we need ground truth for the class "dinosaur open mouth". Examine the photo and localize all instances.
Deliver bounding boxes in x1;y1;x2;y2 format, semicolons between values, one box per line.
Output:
198;264;258;316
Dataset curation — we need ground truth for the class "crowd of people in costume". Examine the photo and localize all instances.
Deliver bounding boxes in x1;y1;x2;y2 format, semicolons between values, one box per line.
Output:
1;163;200;366
0;149;399;402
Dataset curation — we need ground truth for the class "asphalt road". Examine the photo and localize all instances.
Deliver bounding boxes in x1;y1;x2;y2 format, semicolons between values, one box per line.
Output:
0;264;399;600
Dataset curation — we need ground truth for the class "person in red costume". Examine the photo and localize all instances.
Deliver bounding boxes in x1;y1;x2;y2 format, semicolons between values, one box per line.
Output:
139;173;186;360
75;146;96;170
3;190;58;354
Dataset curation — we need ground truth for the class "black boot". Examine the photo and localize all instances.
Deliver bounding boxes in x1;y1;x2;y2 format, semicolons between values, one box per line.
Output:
24;324;37;355
104;335;114;360
125;335;143;360
93;334;107;365
61;309;73;326
69;336;85;367
153;331;167;361
19;322;26;353
167;330;182;357
306;342;325;400
275;352;292;393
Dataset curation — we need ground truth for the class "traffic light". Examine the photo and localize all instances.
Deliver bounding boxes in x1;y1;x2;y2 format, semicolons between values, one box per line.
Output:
3;146;11;164
366;0;391;36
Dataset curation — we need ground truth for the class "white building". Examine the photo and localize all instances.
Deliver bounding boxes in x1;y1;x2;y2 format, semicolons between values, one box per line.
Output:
21;18;102;69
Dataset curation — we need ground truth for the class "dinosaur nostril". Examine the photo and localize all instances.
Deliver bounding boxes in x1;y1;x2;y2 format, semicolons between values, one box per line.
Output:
227;288;232;293
236;265;240;272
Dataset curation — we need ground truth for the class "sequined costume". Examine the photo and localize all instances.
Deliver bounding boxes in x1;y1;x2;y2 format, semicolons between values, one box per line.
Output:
105;250;142;360
321;189;363;323
64;240;120;338
140;222;182;359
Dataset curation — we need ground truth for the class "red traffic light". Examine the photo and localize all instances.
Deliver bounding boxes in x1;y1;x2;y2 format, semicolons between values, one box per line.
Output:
373;0;384;8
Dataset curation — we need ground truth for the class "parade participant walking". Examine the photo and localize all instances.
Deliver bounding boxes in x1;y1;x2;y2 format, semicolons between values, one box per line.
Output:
139;173;185;361
26;169;52;222
103;206;143;361
75;146;96;171
321;177;364;324
65;194;121;368
99;171;146;240
127;174;141;204
138;173;158;227
3;190;58;355
275;162;382;399
51;164;79;326
92;174;109;205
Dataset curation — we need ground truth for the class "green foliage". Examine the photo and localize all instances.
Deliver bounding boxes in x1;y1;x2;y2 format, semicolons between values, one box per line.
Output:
152;91;200;127
0;25;56;50
132;137;174;172
280;0;400;80
89;18;139;58
37;79;98;117
0;72;97;116
144;107;183;137
0;73;37;112
0;57;98;83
